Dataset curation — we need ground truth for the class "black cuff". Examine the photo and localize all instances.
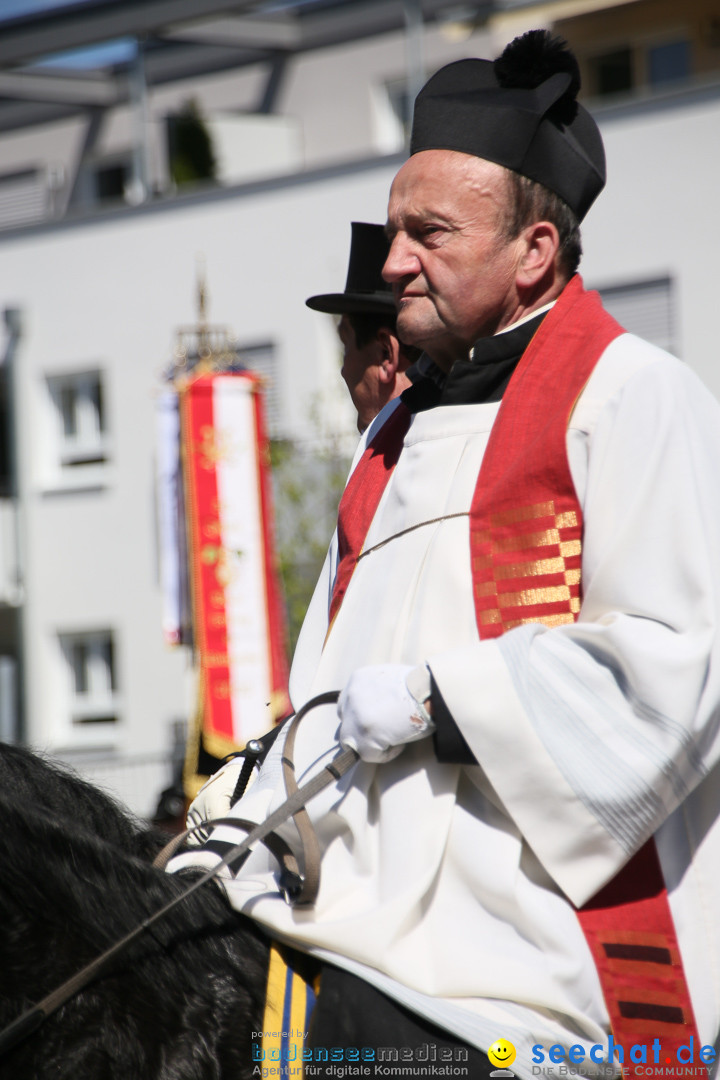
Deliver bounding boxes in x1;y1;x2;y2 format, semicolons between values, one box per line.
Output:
430;673;478;765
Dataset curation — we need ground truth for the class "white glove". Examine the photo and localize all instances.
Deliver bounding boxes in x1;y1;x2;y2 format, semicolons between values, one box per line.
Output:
337;663;435;764
185;754;251;845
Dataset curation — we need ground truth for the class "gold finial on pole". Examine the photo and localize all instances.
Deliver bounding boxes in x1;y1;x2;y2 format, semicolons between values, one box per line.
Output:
196;253;207;328
196;254;210;361
169;257;237;382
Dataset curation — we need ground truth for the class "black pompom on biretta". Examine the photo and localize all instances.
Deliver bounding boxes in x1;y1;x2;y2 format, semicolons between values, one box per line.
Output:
410;30;605;221
494;30;581;98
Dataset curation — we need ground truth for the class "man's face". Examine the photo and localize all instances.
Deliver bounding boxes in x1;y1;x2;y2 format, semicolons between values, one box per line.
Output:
384;150;520;369
337;315;386;434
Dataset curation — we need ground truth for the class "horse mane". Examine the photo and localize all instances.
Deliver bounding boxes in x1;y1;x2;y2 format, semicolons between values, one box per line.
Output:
0;743;268;1080
0;742;168;860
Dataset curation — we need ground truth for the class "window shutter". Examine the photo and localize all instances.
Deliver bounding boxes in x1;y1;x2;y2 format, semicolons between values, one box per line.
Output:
597;277;676;356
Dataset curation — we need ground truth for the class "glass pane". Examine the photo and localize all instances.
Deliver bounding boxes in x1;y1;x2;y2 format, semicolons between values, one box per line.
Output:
71;641;88;694
96;164;127;201
90;375;105;434
649;41;690;87
101;635;116;692
594;48;633;96
60;384;77;437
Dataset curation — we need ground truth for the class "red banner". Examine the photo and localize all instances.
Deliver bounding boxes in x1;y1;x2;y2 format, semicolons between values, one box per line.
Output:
180;372;289;788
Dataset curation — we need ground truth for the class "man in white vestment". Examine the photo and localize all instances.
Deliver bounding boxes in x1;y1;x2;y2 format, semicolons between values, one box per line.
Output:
176;31;720;1080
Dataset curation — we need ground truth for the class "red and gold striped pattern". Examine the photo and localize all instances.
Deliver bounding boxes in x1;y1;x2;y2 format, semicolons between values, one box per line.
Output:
472;500;582;634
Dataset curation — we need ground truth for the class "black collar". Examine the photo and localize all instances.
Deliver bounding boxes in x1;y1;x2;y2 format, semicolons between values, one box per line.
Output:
402;308;549;414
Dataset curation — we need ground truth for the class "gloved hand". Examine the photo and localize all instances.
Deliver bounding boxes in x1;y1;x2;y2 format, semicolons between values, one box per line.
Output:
185;754;250;846
337;663;435;763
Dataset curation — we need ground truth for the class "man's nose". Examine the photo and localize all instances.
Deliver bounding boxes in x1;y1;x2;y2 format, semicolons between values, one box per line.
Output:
382;235;418;283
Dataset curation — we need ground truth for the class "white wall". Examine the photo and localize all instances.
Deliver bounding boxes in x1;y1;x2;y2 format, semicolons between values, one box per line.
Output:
581;89;719;396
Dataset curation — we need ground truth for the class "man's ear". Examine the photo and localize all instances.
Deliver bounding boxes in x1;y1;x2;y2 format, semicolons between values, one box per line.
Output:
516;221;560;289
376;327;400;383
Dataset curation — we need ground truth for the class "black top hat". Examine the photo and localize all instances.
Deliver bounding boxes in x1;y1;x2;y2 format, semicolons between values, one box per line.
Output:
410;32;605;221
306;222;395;315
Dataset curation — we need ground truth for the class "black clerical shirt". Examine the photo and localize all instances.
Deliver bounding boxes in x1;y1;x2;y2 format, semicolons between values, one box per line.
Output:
401;307;549;413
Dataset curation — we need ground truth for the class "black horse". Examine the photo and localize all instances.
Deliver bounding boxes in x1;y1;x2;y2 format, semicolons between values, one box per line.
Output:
0;742;269;1080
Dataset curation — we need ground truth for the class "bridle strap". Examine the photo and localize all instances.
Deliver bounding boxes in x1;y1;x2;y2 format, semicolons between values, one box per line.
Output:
152;688;341;903
280;691;329;905
0;691;355;1058
153;816;302;883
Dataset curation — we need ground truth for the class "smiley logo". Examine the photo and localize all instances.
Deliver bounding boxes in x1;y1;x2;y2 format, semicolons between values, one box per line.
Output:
488;1038;517;1071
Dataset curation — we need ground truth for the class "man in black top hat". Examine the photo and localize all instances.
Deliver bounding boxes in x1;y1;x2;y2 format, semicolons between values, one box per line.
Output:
306;221;416;433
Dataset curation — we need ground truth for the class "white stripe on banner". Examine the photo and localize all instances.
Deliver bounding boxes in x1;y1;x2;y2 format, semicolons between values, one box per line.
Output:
213;376;273;742
156;389;189;647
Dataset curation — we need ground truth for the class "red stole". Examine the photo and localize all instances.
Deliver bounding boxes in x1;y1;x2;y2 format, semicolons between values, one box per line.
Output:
468;276;616;637
473;276;702;1076
328;402;411;625
327;277;702;1073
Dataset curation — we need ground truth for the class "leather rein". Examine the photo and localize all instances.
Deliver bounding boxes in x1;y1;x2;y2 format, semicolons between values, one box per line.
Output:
0;691;354;1057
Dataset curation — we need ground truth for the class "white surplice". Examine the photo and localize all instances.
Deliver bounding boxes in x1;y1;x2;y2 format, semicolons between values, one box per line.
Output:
172;333;720;1079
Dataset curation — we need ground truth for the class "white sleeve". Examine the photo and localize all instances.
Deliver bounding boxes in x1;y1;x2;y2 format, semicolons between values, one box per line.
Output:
428;342;720;907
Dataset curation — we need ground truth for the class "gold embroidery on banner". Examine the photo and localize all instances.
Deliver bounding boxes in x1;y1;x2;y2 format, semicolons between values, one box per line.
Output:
564;569;581;586
560;540;582;558
204;652;231;667
196;425;231;469
555;511;579;529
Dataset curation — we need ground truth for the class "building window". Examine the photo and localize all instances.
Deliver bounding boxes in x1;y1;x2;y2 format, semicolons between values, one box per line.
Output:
95;162;130;203
47;370;108;470
591;47;634;96
648;40;691;87
60;630;118;726
586;38;692;99
240;342;281;438
371;78;411;154
597;277;676;356
73;154;134;210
